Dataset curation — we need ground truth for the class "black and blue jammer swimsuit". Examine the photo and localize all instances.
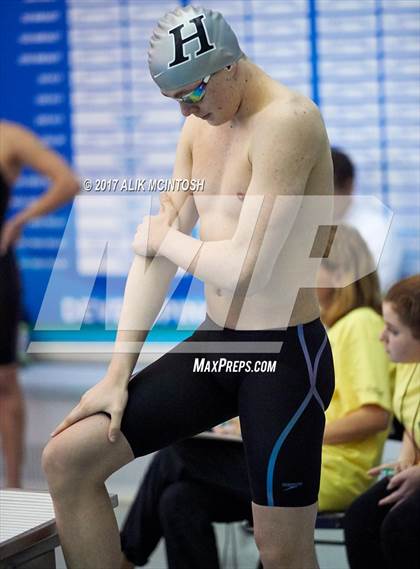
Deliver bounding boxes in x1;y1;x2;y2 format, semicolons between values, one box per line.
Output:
119;314;335;507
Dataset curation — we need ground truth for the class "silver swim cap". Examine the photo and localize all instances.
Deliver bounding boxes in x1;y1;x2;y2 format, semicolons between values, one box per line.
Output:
148;5;244;91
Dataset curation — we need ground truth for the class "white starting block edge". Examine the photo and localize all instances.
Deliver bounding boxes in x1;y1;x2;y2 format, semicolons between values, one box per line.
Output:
0;490;118;561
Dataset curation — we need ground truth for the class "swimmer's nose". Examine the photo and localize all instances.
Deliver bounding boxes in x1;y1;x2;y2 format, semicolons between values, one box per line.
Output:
179;102;197;117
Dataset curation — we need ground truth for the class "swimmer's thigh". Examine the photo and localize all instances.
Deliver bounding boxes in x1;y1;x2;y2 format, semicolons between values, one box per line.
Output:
120;345;238;458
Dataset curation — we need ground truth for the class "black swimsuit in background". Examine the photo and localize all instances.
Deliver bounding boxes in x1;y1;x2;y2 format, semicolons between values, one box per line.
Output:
0;169;21;365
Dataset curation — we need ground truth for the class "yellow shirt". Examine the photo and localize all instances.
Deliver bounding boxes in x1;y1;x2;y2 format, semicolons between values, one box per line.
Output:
393;363;420;451
319;307;392;511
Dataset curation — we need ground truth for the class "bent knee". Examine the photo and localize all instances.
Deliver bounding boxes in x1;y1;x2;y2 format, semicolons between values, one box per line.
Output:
43;413;133;493
42;435;87;492
42;414;111;481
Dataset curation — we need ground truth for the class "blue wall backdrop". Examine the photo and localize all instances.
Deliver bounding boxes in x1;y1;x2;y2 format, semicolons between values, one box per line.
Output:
1;0;419;348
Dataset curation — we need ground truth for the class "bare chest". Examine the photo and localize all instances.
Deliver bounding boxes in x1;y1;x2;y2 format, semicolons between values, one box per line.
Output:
191;126;252;229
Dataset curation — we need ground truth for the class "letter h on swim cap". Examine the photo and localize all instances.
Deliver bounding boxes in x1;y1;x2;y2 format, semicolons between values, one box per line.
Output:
148;5;244;92
168;13;216;68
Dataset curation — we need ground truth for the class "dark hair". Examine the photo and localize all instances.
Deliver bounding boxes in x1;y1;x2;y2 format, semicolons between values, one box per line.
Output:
331;147;355;189
385;275;420;339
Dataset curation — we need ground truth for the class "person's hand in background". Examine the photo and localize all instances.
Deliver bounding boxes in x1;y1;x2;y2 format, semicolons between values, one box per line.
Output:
378;465;420;509
368;458;414;478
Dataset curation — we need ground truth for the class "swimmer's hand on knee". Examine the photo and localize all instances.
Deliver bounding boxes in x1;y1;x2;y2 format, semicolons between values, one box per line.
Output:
50;376;129;443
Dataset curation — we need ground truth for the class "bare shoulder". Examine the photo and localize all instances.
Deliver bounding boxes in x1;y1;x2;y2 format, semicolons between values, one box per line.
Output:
0;120;34;142
180;115;202;142
253;90;326;150
0;120;17;146
0;121;28;165
247;89;330;196
0;120;44;161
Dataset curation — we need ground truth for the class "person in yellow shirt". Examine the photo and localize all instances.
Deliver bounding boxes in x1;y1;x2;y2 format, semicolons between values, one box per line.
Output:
316;225;393;511
344;274;420;569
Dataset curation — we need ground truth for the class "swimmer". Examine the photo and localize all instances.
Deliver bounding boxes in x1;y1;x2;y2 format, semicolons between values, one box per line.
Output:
43;7;335;568
0;120;79;488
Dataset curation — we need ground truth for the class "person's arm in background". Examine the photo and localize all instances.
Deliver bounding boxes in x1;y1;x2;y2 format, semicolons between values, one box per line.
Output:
323;404;390;444
0;121;80;253
369;429;419;477
368;429;420;508
377;464;420;508
398;429;419;465
372;430;420;508
51;119;199;442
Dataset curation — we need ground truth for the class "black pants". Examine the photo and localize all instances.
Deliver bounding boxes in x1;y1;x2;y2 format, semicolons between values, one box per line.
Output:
344;476;420;569
120;437;252;569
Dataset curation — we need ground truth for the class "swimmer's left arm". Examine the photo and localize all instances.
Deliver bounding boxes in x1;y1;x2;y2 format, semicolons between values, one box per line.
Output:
134;105;325;293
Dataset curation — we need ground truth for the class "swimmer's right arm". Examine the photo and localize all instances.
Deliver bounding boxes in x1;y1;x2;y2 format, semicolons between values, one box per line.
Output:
108;121;198;382
51;120;199;441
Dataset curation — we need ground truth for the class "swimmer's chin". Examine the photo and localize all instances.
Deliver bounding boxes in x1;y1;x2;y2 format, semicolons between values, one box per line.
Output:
200;114;231;127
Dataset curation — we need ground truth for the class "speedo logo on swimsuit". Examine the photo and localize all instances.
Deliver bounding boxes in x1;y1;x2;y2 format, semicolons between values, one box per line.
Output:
281;482;303;492
193;357;277;373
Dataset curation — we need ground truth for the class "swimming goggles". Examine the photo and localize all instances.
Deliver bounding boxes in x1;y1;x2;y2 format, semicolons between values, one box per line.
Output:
175;75;211;104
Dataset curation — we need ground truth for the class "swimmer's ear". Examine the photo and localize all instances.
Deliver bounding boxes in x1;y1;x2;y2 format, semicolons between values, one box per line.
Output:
225;62;239;80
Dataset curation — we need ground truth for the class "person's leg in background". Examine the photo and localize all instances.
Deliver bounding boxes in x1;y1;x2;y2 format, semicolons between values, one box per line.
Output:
159;480;251;569
379;485;420;569
120;446;186;567
344;477;393;568
122;478;250;569
121;438;252;568
0;363;25;487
